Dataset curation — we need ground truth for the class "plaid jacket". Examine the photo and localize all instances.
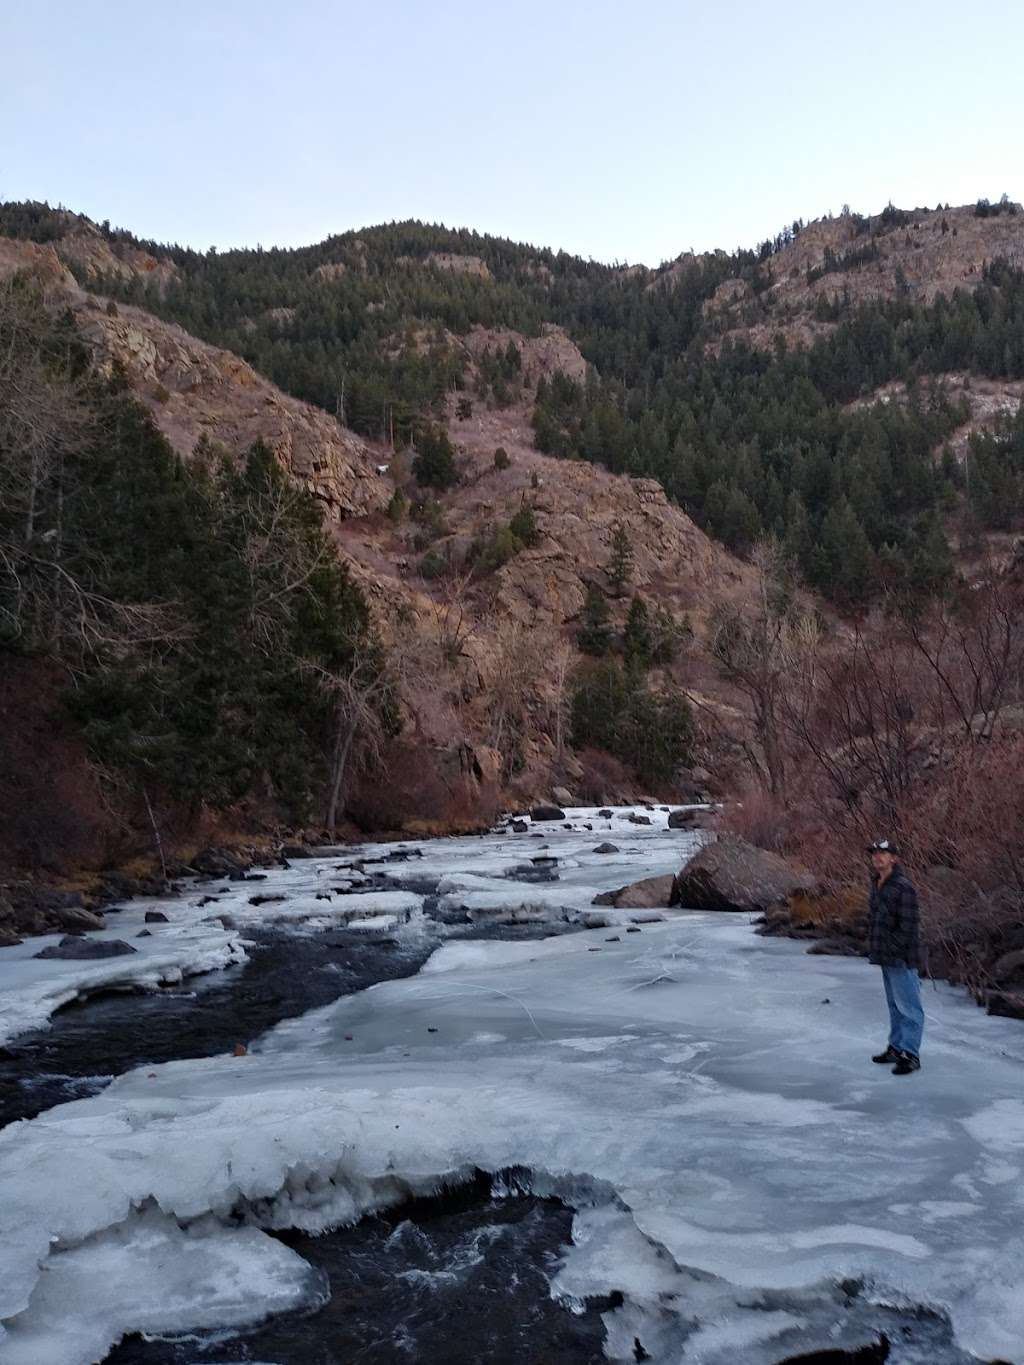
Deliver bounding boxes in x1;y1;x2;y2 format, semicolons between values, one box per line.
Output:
868;865;920;969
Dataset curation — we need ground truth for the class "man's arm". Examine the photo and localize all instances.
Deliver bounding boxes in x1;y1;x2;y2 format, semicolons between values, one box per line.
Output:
897;880;920;955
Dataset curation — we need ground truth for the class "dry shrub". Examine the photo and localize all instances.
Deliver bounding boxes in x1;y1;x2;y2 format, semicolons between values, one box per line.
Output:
347;738;499;835
721;785;791;853
574;748;636;805
896;734;1024;990
788;885;865;933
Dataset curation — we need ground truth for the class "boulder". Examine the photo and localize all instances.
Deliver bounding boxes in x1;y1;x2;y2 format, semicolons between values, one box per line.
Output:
1;888;106;937
55;902;107;933
99;872;167;901
627;814;653;826
597;809;613;818
593;874;675;910
987;990;1024;1021
281;843;315;859
673;837;818;913
192;847;246;877
144;910;169;924
35;936;137;960
249;893;287;906
593;843;620;854
990;948;1024;985
530;805;566;822
551;787;574;808
510;819;529;833
668;808;700;829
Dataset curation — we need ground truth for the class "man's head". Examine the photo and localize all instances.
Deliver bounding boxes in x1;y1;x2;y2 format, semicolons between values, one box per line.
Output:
868;838;899;877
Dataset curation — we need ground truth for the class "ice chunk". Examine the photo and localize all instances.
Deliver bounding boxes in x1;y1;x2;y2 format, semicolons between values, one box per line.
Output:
0;1207;323;1365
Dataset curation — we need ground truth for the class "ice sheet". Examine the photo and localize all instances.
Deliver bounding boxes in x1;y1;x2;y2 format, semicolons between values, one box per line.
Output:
5;809;1020;1363
3;900;1023;1363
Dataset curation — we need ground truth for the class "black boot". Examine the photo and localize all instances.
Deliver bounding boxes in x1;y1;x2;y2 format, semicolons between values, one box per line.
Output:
892;1051;921;1075
872;1045;900;1064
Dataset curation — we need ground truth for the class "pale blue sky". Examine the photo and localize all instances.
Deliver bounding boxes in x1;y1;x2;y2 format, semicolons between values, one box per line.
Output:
3;0;1022;265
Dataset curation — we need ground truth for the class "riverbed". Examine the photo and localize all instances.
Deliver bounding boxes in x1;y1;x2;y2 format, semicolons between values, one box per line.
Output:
1;808;1022;1365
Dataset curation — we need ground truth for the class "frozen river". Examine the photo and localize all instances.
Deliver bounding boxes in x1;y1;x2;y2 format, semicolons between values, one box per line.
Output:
1;809;1023;1364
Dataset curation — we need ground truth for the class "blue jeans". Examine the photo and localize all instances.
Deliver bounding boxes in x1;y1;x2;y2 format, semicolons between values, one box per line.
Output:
882;965;924;1056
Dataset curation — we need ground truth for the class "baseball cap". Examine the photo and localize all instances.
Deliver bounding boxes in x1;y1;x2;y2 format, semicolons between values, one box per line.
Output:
867;838;900;855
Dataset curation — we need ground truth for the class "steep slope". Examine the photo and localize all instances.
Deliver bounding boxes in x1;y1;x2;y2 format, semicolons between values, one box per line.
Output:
0;237;388;521
1;227;751;891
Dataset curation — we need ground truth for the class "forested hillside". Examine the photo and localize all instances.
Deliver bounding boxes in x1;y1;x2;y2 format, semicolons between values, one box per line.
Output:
7;197;1022;609
2;198;1024;928
0;274;390;875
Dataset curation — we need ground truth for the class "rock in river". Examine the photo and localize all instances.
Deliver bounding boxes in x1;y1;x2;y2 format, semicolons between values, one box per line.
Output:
35;935;138;960
530;805;566;822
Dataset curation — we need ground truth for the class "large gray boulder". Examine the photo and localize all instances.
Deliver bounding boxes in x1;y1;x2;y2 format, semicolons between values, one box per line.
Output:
672;837;817;913
531;805;566;822
551;787;574;808
35;935;137;960
593;874;675;909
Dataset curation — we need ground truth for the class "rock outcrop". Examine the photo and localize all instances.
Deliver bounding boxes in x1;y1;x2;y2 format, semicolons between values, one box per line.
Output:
593;874;675;909
0;236;390;522
673;838;818;913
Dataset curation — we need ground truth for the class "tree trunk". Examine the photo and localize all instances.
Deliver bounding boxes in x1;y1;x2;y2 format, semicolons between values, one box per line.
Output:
326;708;359;835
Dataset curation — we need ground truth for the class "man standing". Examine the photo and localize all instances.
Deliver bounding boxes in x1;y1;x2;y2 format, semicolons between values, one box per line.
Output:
867;839;923;1075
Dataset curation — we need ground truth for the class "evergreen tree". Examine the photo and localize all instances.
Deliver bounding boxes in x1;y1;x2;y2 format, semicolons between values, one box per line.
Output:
570;661;694;785
412;425;457;489
623;594;652;670
607;520;634;596
650;604;684;665
578;585;612;655
816;498;876;606
508;503;540;548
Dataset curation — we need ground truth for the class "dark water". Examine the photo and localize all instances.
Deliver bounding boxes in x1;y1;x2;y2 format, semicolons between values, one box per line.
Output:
0;928;433;1128
106;1173;609;1365
0;904;585;1129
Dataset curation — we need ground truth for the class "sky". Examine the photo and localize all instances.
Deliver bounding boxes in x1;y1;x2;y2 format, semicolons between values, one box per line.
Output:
3;0;1023;266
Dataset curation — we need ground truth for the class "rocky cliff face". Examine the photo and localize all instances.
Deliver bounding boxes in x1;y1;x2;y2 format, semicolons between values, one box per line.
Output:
0;237;390;521
697;202;1024;350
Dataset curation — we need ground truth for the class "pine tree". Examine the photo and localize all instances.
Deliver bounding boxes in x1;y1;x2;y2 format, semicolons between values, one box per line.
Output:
623;594;652;670
817;498;875;606
607;520;634;596
508;504;540;548
783;490;813;569
650;604;682;665
412;425;457;489
578;585;612;655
